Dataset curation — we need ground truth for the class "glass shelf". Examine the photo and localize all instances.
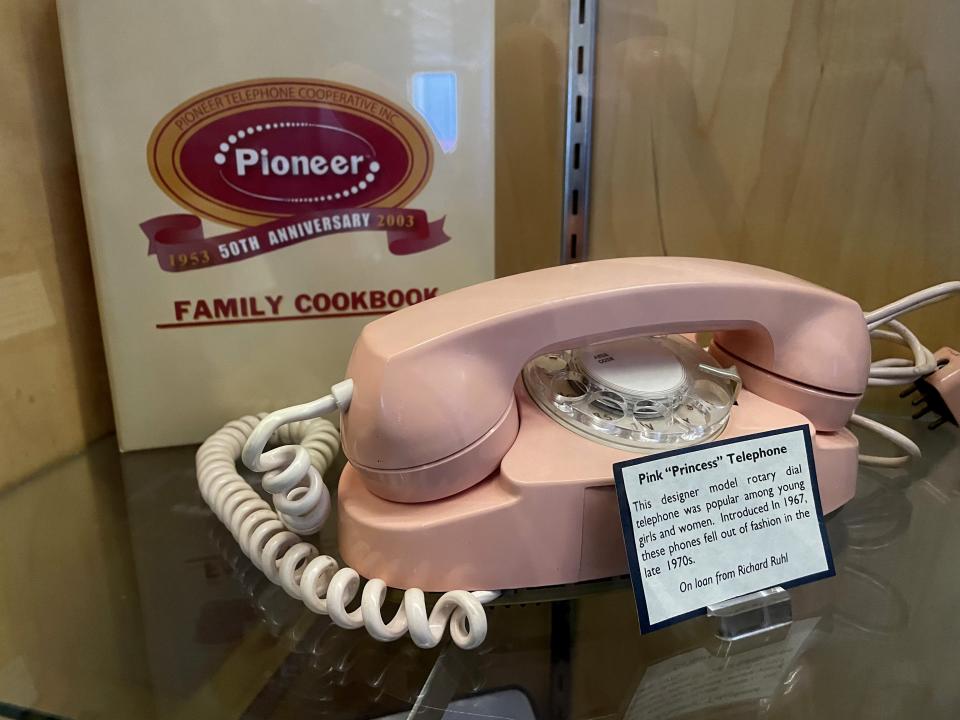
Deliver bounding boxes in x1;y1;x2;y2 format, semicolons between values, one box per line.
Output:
0;416;958;719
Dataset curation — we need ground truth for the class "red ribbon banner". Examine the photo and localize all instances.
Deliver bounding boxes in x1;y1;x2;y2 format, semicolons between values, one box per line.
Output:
140;207;449;272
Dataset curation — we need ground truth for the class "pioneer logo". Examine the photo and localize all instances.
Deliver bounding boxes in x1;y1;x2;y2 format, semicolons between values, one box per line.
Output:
147;79;433;228
228;148;374;179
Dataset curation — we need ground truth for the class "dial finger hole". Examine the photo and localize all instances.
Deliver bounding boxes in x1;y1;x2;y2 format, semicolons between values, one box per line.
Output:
551;373;588;403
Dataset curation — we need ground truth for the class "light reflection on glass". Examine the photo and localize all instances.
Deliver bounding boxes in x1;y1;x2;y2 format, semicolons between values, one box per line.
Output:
411;72;458;153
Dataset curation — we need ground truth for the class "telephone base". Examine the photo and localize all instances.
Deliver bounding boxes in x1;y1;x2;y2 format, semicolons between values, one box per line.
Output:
338;385;858;592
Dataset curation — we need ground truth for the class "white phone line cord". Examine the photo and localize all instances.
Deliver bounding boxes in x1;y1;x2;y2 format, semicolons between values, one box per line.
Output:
195;379;499;650
854;281;960;467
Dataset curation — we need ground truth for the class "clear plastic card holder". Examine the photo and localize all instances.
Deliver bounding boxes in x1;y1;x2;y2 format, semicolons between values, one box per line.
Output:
707;586;792;642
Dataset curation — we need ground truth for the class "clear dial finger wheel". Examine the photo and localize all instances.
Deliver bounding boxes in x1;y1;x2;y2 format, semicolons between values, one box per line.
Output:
522;335;739;452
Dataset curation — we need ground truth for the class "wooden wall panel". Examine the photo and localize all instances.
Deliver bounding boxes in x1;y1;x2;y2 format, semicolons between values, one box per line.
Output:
589;0;960;394
0;0;113;487
494;0;569;276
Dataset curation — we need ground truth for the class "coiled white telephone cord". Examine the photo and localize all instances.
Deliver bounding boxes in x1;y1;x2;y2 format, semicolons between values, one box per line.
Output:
196;380;498;650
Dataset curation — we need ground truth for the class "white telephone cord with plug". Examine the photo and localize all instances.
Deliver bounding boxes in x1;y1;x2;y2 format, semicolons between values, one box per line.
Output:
854;281;960;467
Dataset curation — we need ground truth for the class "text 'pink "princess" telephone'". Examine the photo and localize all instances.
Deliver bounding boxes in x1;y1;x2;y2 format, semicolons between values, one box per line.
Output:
198;257;949;649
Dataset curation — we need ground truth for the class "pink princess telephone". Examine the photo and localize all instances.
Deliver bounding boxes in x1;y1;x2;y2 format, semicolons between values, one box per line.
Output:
196;257;960;649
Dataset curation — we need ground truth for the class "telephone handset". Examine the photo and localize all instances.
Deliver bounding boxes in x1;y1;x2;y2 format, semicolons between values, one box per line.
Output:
342;257;870;504
196;257;955;649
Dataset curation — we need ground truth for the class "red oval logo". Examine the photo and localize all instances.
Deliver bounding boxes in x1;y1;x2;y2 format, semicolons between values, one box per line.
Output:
148;79;433;228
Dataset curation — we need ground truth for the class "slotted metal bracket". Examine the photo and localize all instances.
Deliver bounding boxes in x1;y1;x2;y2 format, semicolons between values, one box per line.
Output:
560;0;598;263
